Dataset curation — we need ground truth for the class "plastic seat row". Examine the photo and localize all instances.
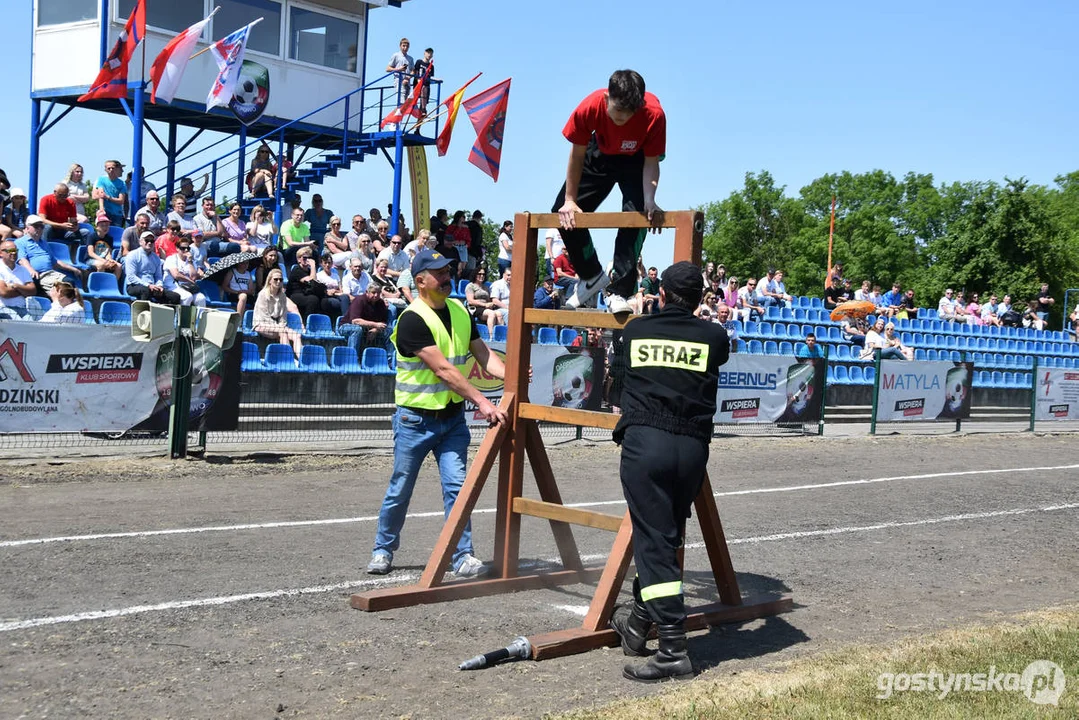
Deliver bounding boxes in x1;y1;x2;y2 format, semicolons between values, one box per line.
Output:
241;342;395;374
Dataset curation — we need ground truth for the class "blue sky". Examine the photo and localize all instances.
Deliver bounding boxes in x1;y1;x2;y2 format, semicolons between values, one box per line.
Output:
3;0;1077;271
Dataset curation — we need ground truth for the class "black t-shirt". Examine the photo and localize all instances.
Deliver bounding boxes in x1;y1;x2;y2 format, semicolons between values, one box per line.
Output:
395;302;480;358
1037;290;1052;313
825;284;849;308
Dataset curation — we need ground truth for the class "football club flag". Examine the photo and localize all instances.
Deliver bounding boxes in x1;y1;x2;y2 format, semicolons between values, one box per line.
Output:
206;19;262;111
435;72;481;157
150;13;215;104
78;0;146;102
463;79;511;182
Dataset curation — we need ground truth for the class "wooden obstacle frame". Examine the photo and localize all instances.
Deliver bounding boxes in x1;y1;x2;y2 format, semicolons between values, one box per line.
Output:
351;210;792;660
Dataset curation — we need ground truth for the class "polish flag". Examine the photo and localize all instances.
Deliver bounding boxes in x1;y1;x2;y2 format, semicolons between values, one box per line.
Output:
149;15;213;104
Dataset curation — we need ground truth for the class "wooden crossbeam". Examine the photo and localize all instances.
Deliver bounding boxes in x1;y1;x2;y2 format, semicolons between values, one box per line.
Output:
523;308;638;330
517;402;620;430
525;211;699;231
513;497;624;532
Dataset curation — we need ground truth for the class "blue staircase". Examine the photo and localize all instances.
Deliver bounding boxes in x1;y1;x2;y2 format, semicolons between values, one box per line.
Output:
145;71;441;222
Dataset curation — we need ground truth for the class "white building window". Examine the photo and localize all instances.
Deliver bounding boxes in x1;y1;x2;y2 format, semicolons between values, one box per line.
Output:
288;7;358;73
215;0;282;56
116;0;204;33
38;0;96;26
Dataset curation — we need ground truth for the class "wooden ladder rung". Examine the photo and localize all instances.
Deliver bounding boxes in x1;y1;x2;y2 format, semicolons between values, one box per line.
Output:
513;497;624;532
523;308;637;330
525;211;690;230
518;402;620;430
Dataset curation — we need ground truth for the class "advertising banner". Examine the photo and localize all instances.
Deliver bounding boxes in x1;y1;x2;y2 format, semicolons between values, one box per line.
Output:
713;354;825;424
875;360;973;423
0;324;240;433
463;343;606;427
1034;368;1079;421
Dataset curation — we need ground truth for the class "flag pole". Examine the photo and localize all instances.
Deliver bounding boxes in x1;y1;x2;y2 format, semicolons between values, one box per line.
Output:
190;16;261;59
825;194;836;289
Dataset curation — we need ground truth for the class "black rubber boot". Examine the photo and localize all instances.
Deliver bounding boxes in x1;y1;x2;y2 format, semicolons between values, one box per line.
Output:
609;601;653;656
622;623;694;683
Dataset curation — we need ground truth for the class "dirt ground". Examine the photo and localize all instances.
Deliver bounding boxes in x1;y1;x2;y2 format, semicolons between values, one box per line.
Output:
1;433;1077;719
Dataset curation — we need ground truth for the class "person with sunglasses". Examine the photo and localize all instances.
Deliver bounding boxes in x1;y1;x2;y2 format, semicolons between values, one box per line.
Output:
0;239;35;319
123;231;181;305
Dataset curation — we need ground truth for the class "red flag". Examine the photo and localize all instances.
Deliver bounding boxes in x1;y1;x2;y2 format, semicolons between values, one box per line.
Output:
463;79;511;182
150;14;213;104
436;72;482;157
78;0;146;102
380;66;430;129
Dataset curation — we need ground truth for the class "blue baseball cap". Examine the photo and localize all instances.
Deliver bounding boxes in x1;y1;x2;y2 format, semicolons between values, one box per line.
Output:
411;248;453;276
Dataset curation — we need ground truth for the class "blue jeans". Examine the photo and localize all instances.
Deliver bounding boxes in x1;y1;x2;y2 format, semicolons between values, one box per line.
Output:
373;407;474;569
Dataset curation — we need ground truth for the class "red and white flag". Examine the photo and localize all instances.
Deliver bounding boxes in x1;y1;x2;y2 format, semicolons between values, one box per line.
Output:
149;13;214;104
206;19;261;111
463;79;511;181
78;0;146;102
435;72;481;157
380;65;430;129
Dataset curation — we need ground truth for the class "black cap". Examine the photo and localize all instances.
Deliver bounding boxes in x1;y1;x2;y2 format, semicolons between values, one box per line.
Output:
660;261;704;304
411;248;453;276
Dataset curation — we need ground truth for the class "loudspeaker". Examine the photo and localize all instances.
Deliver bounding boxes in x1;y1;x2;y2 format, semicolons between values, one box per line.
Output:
130;301;176;342
195;308;241;350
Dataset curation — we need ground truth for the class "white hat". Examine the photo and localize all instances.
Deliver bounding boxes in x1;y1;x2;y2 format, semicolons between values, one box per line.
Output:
9;187;25;198
25;214;45;225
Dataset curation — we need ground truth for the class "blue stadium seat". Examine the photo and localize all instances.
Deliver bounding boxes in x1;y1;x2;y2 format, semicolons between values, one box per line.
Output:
743;321;760;337
241;342;263;372
1002;371;1016;388
834;344;852;360
778;341;793;356
107;226;124;245
825;364;838;385
794;342;807;356
48;242;77;268
770;323;787;339
827;327;842;342
757;321;772;337
949;351;962;362
848;366;865;385
914;348;927;361
242;309;256;336
763;340;779;355
747;339;764;355
477;324;490;341
73;245;94;270
98;300;132;326
810;297;823;309
83;271;128;300
304;313;334;338
990;371;1004;388
793;308;808;321
736;338;747;353
974;370;990;388
331;346;362;374
286;312;304;333
559;328;579;346
766;306;782;320
833;365;850;385
299;345;332;373
493;325;508;342
781;307;794;321
197;279;234;309
25;296;51;320
814;325;828;339
361;347;394;375
537;327;558;345
864;366;876;385
454;279;468;298
264;343;299;371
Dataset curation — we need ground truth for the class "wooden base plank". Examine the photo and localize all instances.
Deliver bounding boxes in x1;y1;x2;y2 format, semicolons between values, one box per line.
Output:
529;595;794;660
513;497;624;532
351;568;605;612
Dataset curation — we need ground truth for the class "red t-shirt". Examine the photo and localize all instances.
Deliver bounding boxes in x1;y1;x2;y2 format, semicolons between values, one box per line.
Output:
562;89;666;157
155;233;179;258
38;194;77;224
552;253;577;278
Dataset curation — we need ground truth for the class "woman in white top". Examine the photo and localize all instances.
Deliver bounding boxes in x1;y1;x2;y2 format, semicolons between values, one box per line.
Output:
64;163;91;222
323;216;354;268
222;259;254;315
253;268;302;358
163;242;207;307
39;281;87;324
246;204;277;250
497;220;513;277
861;318;904;360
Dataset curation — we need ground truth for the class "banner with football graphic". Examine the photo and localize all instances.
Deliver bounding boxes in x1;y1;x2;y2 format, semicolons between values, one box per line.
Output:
874;360;973;423
713;354;825;424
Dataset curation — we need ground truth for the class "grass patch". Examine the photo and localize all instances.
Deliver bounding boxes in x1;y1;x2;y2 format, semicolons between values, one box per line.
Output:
553;606;1078;719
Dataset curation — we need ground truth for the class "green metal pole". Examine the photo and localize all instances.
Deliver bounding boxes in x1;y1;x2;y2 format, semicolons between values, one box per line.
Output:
1029;357;1038;432
168;305;194;459
869;348;882;435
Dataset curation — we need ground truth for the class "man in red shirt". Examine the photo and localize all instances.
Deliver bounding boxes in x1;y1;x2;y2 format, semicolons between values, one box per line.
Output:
553;69;666;314
552;249;579;299
38;183;89;254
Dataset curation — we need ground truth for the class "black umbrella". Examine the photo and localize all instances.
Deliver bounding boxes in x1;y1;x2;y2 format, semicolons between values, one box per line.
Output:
205;248;264;280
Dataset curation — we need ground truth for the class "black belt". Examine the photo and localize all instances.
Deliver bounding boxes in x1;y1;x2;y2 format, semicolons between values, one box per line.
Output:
400;404;463;419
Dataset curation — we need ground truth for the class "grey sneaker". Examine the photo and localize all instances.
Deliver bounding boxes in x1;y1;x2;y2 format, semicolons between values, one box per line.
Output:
452;554;489;579
366;552;392;575
605;293;632;314
566;272;609;310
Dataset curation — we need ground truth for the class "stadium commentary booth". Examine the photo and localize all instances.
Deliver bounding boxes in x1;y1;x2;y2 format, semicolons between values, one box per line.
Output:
28;0;423;225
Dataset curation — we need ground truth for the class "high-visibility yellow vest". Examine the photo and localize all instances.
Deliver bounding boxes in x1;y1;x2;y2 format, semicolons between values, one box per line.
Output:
392;298;472;409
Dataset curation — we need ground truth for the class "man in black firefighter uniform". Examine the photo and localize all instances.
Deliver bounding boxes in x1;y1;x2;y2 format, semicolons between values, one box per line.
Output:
609;261;729;682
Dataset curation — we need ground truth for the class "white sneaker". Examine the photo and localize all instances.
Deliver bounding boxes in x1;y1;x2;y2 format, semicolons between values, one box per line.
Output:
566;272;610;310
451;553;489;579
605;293;631;314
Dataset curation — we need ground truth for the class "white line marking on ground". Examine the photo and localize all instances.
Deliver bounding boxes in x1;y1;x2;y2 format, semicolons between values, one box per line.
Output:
3;502;1077;635
0;573;418;633
2;463;1076;549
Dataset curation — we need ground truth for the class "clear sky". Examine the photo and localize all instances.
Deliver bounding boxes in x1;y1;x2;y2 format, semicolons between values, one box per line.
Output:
3;0;1077;272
